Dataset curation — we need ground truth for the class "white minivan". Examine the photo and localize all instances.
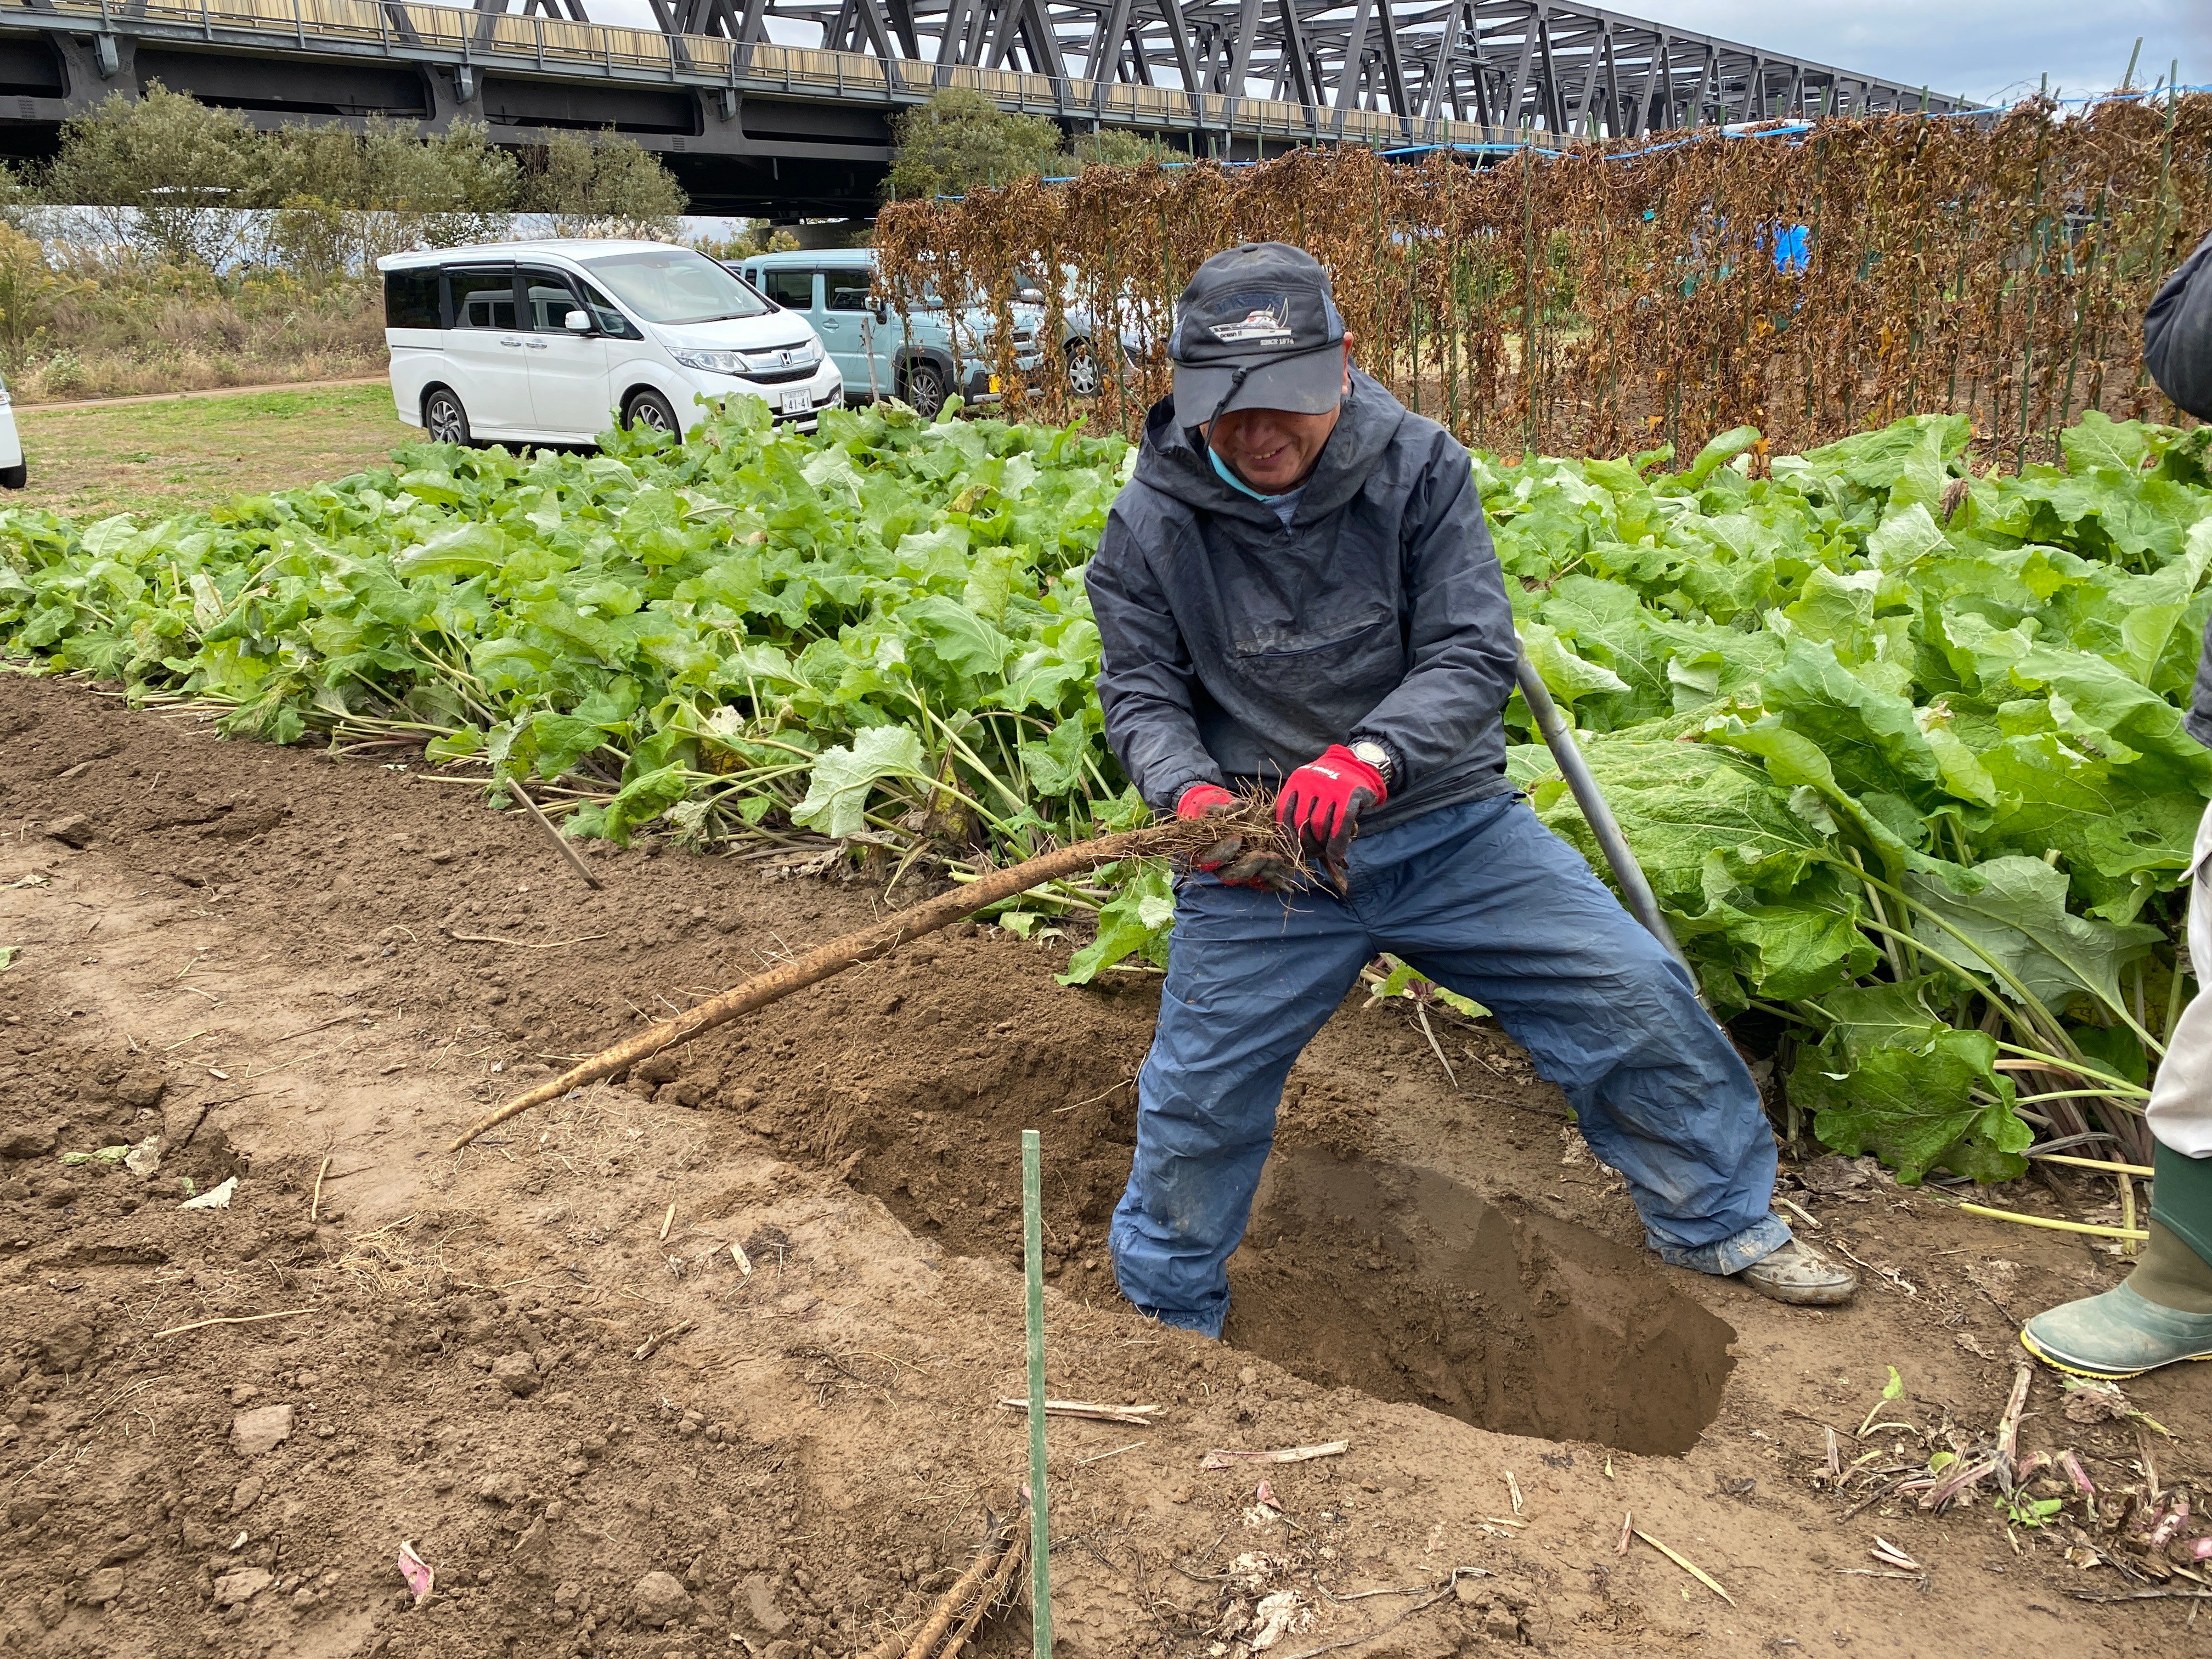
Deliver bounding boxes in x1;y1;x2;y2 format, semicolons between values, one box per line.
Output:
0;368;22;490
378;240;842;447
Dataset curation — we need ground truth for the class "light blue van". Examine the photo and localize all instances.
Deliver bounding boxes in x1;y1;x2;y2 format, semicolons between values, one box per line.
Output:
729;249;1053;418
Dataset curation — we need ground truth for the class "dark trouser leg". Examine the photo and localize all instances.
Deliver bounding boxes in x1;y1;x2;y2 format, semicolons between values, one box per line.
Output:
1358;796;1787;1273
1107;874;1372;1338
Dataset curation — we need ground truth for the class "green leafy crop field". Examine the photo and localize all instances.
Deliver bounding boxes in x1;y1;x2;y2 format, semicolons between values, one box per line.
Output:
1;397;2206;1187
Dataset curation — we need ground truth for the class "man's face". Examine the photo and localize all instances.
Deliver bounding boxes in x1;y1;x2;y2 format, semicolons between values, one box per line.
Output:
1204;341;1353;494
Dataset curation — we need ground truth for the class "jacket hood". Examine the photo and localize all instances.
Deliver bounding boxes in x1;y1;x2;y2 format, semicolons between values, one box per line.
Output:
1131;366;1409;531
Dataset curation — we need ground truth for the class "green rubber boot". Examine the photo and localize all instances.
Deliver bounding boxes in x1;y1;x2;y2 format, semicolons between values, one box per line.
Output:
2021;1141;2212;1380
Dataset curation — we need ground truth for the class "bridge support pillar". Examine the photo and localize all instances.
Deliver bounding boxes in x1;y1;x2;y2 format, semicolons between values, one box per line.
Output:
425;64;487;135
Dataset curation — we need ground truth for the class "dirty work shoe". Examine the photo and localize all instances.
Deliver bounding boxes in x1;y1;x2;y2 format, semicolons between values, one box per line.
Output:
1735;1238;1859;1306
2020;1280;2212;1380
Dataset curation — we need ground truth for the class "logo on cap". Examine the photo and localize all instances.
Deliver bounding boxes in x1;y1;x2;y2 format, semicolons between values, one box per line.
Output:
1207;294;1294;347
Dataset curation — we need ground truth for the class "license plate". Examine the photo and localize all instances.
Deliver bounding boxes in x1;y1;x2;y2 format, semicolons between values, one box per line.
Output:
781;388;810;415
988;375;1002;394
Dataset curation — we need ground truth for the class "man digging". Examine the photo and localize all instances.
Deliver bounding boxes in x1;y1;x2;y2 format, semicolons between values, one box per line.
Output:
2021;226;2212;1380
1088;241;1858;1338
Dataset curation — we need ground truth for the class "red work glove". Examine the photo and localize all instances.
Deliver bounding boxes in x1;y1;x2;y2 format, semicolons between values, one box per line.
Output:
1175;782;1237;820
1276;744;1388;893
1175;782;1297;893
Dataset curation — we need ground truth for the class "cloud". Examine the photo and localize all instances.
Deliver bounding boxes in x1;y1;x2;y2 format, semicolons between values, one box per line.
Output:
1640;0;2202;106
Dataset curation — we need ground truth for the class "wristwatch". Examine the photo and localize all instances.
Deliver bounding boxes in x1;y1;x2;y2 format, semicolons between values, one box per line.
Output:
1349;738;1396;785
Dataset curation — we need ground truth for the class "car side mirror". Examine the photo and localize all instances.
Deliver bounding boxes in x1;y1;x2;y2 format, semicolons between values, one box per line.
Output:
564;309;594;334
870;299;888;323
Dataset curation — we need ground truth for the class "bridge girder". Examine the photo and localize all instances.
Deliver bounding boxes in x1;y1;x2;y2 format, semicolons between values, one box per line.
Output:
518;0;1977;132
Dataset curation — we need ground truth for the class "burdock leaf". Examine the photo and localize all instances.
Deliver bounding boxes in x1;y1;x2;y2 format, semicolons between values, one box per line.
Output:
598;763;691;846
1018;715;1091;797
1521;620;1630;704
901;595;1011;680
1682;425;1762;489
1808;974;1951;1065
1058;861;1175;986
1764;638;1944;802
1903;855;2162;1010
792;725;928;840
2011;645;2212;794
2061;411;2151;476
1793;1028;2029;1185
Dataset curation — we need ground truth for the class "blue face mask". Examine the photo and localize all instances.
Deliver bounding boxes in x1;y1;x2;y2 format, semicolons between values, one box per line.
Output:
1208;445;1278;501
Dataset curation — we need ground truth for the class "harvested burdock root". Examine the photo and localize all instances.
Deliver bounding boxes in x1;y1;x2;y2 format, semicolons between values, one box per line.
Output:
857;1506;1031;1659
448;806;1300;1149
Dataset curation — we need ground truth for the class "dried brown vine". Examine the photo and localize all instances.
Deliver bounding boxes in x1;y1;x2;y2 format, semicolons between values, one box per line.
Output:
876;97;2211;466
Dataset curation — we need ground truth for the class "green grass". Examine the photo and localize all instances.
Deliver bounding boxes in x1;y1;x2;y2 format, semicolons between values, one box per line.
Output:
12;383;413;520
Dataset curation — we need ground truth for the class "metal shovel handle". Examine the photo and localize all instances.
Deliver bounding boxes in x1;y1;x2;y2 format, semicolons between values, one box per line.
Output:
1514;644;1702;997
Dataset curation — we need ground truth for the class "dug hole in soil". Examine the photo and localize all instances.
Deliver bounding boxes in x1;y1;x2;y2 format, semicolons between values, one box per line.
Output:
0;674;2200;1659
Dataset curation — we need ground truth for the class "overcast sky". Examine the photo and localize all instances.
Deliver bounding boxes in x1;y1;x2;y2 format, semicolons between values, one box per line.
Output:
565;0;2203;111
1641;1;2205;106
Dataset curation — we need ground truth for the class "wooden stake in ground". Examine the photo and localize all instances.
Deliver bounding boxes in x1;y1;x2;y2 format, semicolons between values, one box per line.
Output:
447;816;1282;1150
505;776;603;891
1022;1128;1053;1659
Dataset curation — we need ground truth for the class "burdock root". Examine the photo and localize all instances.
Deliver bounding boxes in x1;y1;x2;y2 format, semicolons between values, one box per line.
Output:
447;805;1299;1150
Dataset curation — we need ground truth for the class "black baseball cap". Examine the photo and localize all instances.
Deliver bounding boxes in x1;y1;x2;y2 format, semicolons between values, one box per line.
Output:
1169;242;1347;429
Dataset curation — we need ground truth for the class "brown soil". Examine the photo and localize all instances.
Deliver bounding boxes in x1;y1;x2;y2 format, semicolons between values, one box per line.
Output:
0;675;2203;1659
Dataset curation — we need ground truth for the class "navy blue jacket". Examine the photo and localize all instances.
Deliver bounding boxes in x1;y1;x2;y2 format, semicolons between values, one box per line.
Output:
2147;229;2212;428
2145;230;2212;749
1086;369;1519;832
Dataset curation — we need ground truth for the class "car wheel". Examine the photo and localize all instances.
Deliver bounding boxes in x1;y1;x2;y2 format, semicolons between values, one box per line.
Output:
901;360;948;418
0;462;24;490
423;388;472;446
624;389;680;437
1064;338;1102;399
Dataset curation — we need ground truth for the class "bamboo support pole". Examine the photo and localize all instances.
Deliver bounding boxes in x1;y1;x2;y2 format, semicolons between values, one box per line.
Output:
1022;1128;1053;1659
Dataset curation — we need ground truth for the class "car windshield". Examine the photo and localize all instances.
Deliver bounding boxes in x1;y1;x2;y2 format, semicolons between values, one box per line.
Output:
578;247;771;325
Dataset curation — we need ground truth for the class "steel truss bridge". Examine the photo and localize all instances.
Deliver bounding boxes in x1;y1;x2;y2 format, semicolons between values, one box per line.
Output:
0;0;1978;214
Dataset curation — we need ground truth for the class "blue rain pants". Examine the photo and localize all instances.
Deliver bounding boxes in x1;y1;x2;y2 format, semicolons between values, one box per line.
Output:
1108;792;1790;1338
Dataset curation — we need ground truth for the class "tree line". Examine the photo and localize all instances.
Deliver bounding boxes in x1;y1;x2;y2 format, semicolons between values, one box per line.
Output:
9;85;690;274
884;88;1182;202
